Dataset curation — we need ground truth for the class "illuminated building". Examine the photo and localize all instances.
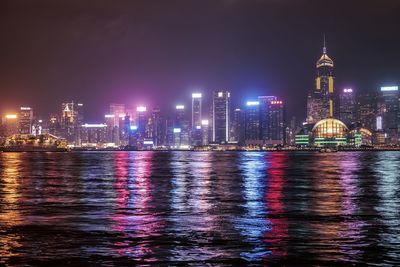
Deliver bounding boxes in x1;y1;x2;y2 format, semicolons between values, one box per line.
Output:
31;119;43;136
230;108;244;144
258;96;277;141
339;88;356;127
80;123;107;147
151;107;165;147
174;105;190;148
357;92;377;132
61;102;84;145
312;118;348;146
48;115;62;137
268;100;286;145
109;103;125;145
165;118;174;147
201;119;209;145
287;116;300;146
173;127;182;148
104;114;115;144
191;93;202;127
244;101;261;142
136;106;148;142
295;132;310;146
2;114;19;137
120;114;131;146
378;86;400;144
348;128;373;147
374;131;387;145
174;105;185;127
18;107;33;135
307;38;335;124
212;90;231;143
191;93;202;146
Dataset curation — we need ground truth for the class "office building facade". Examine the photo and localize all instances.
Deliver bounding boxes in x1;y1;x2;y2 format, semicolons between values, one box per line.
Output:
212;90;231;143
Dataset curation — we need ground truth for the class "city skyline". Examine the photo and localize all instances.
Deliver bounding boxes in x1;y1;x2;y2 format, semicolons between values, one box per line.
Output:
1;1;400;120
0;41;398;121
1;40;399;149
2;2;400;266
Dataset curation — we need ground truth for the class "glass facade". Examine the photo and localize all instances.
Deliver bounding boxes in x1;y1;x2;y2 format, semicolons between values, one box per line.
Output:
312;119;348;139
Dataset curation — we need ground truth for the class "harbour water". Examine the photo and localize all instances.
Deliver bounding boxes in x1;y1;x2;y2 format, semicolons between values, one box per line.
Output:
0;151;400;265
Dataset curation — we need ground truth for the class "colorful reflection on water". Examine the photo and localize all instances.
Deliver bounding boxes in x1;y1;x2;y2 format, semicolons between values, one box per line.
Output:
0;151;400;265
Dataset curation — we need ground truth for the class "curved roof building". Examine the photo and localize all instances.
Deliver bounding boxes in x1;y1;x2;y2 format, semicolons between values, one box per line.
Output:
312;118;348;146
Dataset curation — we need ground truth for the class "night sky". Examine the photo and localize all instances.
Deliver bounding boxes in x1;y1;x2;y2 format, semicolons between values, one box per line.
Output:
0;0;399;121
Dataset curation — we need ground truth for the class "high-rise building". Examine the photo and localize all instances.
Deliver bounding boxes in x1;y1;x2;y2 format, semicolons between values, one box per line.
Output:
201;119;210;146
2;114;19;137
212;90;231;143
150;107;164;147
61;102;84;145
357;92;377;131
191;93;202;146
307;39;335;124
18;107;33;134
191;93;202;128
339;88;357;126
80;123;107;147
379;86;400;144
120;114;131;146
48;115;62;137
75;103;84;145
165;118;174;148
259;96;277;140
109;103;125;146
104;114;115;144
287;116;300;146
244;101;261;142
31;119;43;136
268;100;286;144
136;106;148;139
230;108;244;144
174;105;189;148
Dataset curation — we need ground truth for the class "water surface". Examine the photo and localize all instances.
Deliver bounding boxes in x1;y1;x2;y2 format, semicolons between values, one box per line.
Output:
1;151;400;265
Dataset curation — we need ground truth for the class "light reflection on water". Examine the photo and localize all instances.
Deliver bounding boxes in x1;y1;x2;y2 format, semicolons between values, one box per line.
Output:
375;152;400;264
0;151;400;265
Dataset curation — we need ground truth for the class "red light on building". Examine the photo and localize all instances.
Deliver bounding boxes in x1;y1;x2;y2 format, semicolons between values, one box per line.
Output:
271;100;283;105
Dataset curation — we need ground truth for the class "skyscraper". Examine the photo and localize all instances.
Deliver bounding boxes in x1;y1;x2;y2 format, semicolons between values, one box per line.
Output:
18;107;33;134
258;95;277;140
174;105;190;147
201;119;210;146
379;86;400;144
80;124;107;146
104;114;115;144
230;108;244;144
2;114;19;137
151;107;164;147
109;103;125;146
61;102;84;145
307;38;335;124
244;101;261;142
268;100;286;144
357;92;377;132
339;88;356;126
136;106;148;139
48;115;62;137
191;93;202;128
212;90;230;143
191;93;202;146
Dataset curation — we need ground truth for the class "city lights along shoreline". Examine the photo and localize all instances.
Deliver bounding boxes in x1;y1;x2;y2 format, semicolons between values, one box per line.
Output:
0;41;399;151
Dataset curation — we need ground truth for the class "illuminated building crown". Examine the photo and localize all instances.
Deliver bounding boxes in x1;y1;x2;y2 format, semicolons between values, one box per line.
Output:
316;37;334;68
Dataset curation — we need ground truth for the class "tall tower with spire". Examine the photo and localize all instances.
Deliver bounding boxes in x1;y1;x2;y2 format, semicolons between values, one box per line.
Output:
307;37;335;124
